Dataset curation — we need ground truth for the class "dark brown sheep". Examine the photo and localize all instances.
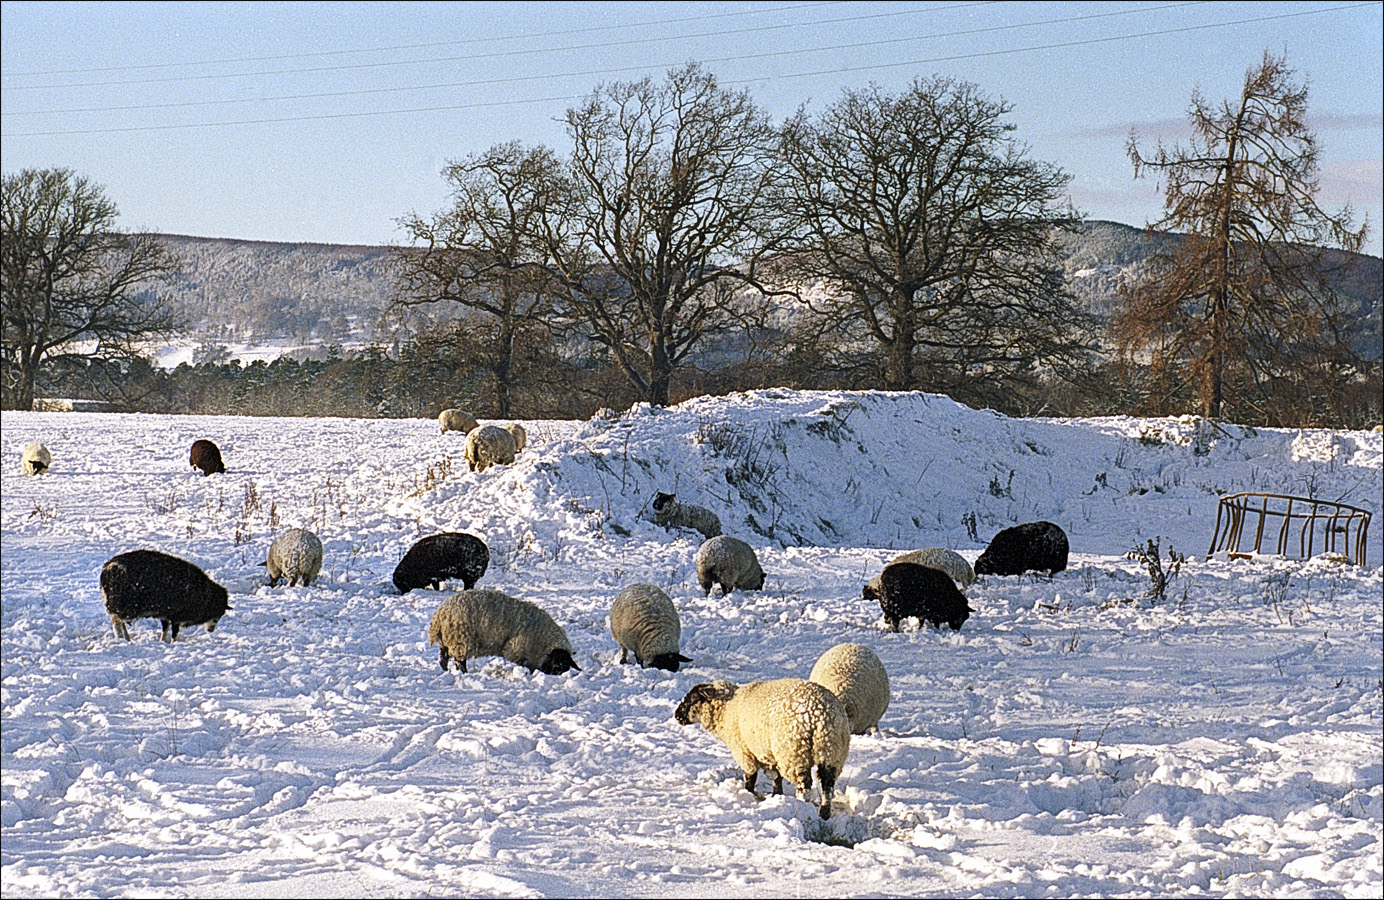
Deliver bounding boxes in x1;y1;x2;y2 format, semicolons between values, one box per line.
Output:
864;561;971;632
100;549;231;642
189;439;226;476
392;532;490;594
974;521;1069;576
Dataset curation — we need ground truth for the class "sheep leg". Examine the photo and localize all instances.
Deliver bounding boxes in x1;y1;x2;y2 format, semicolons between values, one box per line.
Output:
817;764;839;819
618;647;628;664
112;617;131;641
438;646;451;670
743;769;764;800
772;773;784;796
161;620;174;643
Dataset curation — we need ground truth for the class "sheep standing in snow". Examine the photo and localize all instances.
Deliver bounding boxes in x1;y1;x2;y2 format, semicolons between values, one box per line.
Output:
464;424;518;473
503;422;527;454
392;532;490;594
610;583;692;672
865;561;971;632
439;408;479;435
808;642;890;735
100;549;231;642
974;520;1069;576
189;439;226;476
863;547;975;598
427;589;579;675
263;528;324;587
21;441;51;475
652;491;722;539
675;678;851;819
694;535;765;596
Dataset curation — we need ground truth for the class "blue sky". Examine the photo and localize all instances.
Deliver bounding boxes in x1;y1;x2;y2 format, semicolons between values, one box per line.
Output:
3;1;1381;255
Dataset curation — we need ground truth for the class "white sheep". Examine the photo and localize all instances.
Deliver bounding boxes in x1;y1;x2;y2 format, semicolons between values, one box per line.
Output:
610;583;692;672
652;491;721;539
263;528;324;587
464;424;518;473
694;535;765;596
503;422;527;454
675;678;851;819
427;589;579;675
865;547;975;596
21;441;51;475
439;408;479;435
808;642;890;735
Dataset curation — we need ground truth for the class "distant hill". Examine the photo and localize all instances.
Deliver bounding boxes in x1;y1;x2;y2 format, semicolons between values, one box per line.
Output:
146;221;1382;364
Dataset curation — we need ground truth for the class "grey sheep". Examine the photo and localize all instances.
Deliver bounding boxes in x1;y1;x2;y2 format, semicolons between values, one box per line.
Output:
652;491;722;539
808;642;890;735
427;588;580;675
974;520;1069;576
503;422;527;454
439;408;479;435
675;678;851;819
865;561;971;632
263;528;324;587
21;441;51;475
100;549;231;642
464;424;518;473
189;439;226;476
610;583;692;672
864;547;975;596
694;535;765;596
392;532;490;594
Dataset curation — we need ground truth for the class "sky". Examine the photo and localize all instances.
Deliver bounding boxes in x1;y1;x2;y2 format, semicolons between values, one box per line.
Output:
3;1;1381;256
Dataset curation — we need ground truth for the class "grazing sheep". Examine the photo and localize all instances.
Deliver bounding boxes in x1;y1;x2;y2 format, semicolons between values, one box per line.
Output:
263;528;324;587
189;439;226;476
610;583;692;672
652;491;722;539
464;424;518;473
808;642;890;735
865;561;971;632
503;422;527;454
675;678;851;819
864;547;975;597
20;441;51;475
974;520;1069;576
439;408;479;435
100;549;231;642
427;588;579;675
694;535;766;596
392;532;490;594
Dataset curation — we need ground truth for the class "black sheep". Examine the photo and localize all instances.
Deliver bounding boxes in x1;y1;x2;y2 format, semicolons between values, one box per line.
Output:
392;532;490;594
100;549;231;642
974;521;1069;576
865;561;971;632
189;439;226;476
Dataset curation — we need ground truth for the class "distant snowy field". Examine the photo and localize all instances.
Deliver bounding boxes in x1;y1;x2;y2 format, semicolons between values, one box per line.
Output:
2;390;1380;898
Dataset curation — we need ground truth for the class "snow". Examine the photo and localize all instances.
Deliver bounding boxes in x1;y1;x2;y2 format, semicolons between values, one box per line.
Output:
2;389;1380;898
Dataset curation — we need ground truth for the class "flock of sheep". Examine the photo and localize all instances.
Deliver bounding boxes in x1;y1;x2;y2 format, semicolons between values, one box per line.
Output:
17;412;1072;820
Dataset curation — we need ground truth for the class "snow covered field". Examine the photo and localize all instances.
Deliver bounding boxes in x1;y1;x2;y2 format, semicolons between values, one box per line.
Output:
2;389;1380;898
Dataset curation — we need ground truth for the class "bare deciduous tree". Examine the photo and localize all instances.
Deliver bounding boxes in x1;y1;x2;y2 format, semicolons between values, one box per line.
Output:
1116;51;1370;424
2;168;180;410
776;76;1093;407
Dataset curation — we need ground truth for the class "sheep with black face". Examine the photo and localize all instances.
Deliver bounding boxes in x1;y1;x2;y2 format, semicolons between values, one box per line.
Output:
427;589;579;675
610;583;692;672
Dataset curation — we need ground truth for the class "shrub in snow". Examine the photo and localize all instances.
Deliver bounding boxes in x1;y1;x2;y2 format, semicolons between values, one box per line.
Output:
100;549;231;642
652;491;721;539
694;535;765;596
427;588;579;675
610;583;691;672
675;678;851;819
189;439;226;476
263;528;324;587
392;532;490;594
864;561;971;632
20;441;51;475
974;520;1069;576
808;642;890;735
464;424;517;473
438;408;478;435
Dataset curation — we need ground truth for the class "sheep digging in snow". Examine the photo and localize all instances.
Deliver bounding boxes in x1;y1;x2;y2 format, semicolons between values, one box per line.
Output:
464;424;517;473
974;520;1069;576
263;528;324;587
427;589;579;675
610;583;692;671
100;549;231;642
189;439;226;476
393;532;490;594
439;408;479;435
866;561;971;632
21;441;51;475
808;642;890;735
694;535;765;596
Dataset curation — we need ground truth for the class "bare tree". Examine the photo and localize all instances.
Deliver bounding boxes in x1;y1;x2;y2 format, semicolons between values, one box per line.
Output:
2;168;181;410
776;77;1093;407
541;62;785;407
1116;51;1370;423
393;142;565;418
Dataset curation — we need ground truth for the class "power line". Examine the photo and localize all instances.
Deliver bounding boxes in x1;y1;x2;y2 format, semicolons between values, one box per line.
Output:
6;2;1375;138
8;1;1201;117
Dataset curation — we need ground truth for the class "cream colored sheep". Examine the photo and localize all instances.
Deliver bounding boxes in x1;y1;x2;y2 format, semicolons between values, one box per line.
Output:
21;441;51;475
808;642;889;735
865;547;975;597
694;535;765;596
264;528;324;587
652;491;721;539
503;422;527;453
610;583;691;672
427;589;578;675
439;408;479;435
675;678;851;819
464;424;517;473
